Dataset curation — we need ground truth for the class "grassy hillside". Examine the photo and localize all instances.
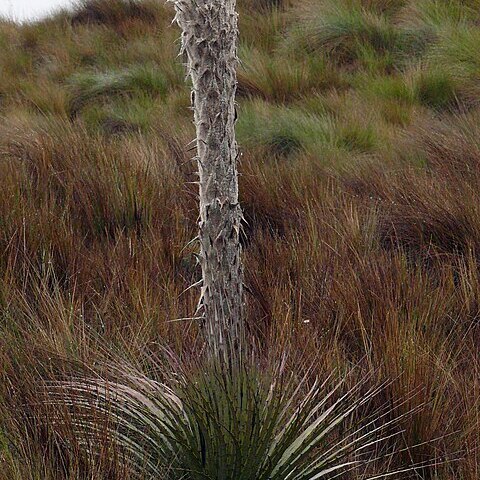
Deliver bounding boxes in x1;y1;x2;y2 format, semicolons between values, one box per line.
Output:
0;0;479;478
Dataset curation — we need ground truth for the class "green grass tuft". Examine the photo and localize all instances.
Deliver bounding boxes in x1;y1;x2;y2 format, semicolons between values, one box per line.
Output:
68;64;174;117
413;69;457;109
237;101;338;157
284;2;427;71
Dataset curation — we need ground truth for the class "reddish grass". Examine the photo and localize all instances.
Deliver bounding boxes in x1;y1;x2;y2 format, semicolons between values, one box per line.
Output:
2;110;479;477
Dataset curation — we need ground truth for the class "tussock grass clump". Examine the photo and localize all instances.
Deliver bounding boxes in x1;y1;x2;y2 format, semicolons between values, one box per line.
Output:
425;28;480;107
237;48;348;102
413;68;457;109
81;93;161;133
398;0;480;31
356;74;414;104
237;99;380;159
336;122;377;152
68;65;177;117
284;1;427;71
70;0;162;28
237;101;337;157
238;5;287;52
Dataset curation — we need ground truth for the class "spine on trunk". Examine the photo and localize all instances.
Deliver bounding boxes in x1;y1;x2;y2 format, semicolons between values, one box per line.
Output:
173;0;244;363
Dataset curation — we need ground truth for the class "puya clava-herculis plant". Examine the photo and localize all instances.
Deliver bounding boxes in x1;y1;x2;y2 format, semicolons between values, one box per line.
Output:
36;1;432;478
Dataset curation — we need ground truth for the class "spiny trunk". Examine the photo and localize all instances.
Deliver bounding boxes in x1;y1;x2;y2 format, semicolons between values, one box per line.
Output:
172;0;244;362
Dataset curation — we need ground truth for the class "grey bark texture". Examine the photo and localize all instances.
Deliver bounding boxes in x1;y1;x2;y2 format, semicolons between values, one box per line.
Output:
172;0;244;361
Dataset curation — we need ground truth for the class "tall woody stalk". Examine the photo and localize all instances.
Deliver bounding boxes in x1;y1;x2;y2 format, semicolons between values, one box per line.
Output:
172;0;244;363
